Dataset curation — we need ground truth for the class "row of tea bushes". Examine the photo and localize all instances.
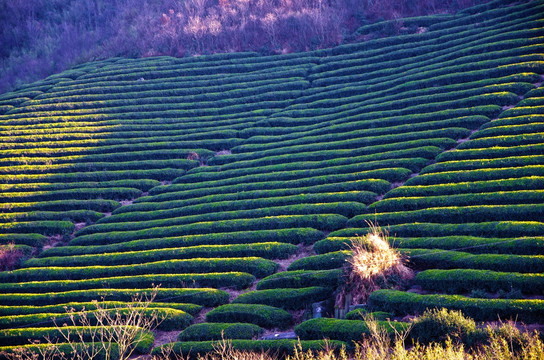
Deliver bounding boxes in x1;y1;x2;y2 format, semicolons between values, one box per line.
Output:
368;290;544;323
23;242;297;267
0;257;278;282
0;272;256;293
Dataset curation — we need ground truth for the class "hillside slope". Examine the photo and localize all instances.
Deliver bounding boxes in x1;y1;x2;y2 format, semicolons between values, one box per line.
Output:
0;0;543;355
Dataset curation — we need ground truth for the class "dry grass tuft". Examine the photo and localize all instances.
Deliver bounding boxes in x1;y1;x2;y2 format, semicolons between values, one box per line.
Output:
337;222;413;306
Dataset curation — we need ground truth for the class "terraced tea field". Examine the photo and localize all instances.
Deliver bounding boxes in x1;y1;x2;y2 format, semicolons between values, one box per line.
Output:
1;0;544;357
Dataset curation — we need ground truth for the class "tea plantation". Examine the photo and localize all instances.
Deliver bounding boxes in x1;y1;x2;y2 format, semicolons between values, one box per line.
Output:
0;0;543;356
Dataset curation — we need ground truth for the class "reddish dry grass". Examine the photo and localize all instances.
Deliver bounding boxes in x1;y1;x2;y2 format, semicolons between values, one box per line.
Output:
0;243;25;271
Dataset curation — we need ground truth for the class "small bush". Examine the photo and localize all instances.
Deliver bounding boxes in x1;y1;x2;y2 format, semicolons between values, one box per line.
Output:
410;308;483;346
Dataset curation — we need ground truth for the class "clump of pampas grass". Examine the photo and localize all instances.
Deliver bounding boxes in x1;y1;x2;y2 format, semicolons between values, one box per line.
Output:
336;221;413;307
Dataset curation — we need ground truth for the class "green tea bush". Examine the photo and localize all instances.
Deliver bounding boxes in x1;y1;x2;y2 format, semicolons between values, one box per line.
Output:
0;272;256;293
368;289;544;322
205;304;292;329
151;339;346;359
70;215;347;245
415;269;544;294
404;248;544;273
0;288;228;307
0;307;192;331
349;204;544;226
0;257;278;282
0;302;202;316
257;269;342;290
294;318;408;342
287;251;351;271
0;326;154;353
24;242;297;267
232;287;333;310
41;228;324;257
178;323;264;341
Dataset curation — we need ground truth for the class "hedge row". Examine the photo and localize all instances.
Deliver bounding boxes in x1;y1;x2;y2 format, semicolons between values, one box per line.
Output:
1;127;237;146
0;288;228;307
205;303;292;329
469;123;544;139
16;81;309;114
384;176;544;198
40;228;325;257
231;114;483;152
314;236;544;255
221;132;461;164
169;168;410;192
294;318;408;343
456;133;544;150
146;176;390;201
0;199;120;213
171;165;413;192
0;221;74;235
0;210;103;223
258;107;497;137
178;323;264;342
179;158;427;185
349;204;544;226
0;168;187;184
0;301;202;316
402;248;544;273
368;289;544;322
0;326;154;354
151;339;347;359
420;155;544;175
25;242;297;267
321;17;541;74
0;148;215;166
231;128;470;155
254;112;482;142
478;115;544;130
0;158;198;175
287;251;351;271
436;143;544;162
208;144;443;171
415;269;544;294
69;215;348;245
78;203;363;236
256;269;343;290
0;307;192;331
312;42;543;89
119;188;377;215
0;234;47;247
332;222;544;238
1;137;240;156
0;257;278;282
36;76;302;104
0;272;256;293
70;58;315;82
210;137;465;170
232;287;333;310
290;72;528;116
0;179;159;193
369;190;544;212
0;343;119;360
7;97;295;120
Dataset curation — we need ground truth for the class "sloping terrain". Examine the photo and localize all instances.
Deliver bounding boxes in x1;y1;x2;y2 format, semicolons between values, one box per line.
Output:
0;0;543;355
